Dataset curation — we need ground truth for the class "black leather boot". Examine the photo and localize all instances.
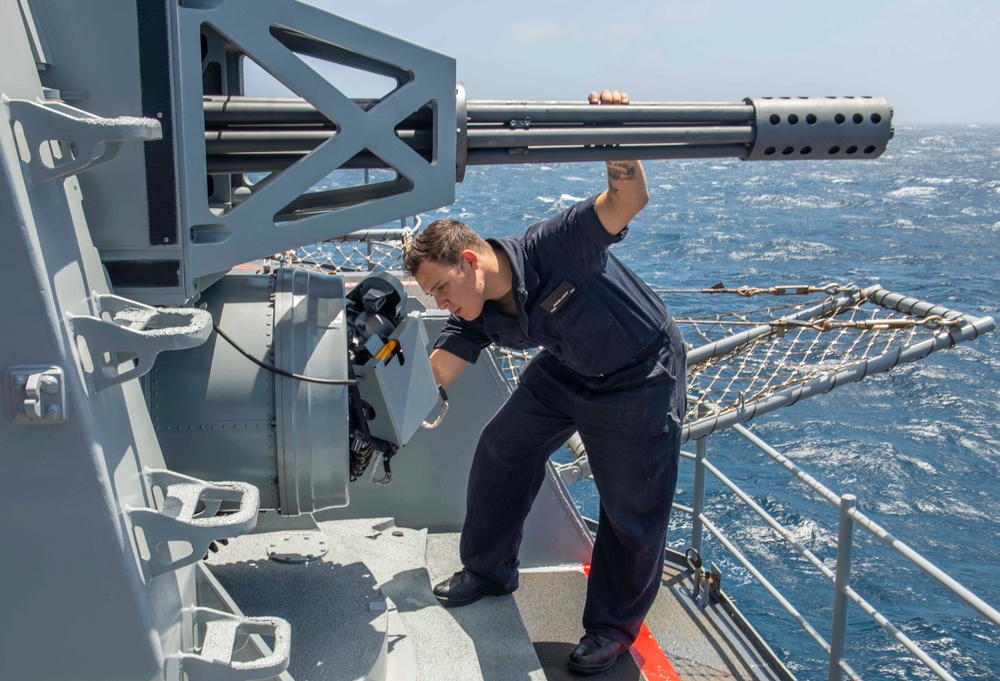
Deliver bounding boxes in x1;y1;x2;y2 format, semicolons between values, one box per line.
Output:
567;633;629;675
432;569;512;607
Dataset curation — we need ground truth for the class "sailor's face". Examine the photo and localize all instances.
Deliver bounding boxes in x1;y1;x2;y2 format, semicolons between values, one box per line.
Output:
415;253;484;321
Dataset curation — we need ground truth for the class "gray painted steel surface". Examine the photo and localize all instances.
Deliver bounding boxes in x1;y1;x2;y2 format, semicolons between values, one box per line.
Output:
172;1;457;305
1;3;279;678
148;269;354;514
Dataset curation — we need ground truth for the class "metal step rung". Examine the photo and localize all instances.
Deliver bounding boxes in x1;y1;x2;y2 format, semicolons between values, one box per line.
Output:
6;98;160;184
128;469;259;578
180;607;291;681
67;293;213;392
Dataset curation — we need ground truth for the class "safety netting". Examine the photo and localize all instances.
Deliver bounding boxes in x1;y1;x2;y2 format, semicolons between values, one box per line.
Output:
279;223;415;275
491;284;994;443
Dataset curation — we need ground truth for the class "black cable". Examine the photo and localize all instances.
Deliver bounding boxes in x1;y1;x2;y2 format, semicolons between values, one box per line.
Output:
212;323;357;386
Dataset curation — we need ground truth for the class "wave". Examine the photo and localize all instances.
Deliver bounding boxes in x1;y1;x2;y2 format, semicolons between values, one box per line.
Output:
887;186;938;198
728;237;841;262
740;193;846;210
536;193;586;213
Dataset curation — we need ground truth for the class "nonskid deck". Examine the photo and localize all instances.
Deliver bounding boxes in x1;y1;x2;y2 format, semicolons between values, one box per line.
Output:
204;515;786;680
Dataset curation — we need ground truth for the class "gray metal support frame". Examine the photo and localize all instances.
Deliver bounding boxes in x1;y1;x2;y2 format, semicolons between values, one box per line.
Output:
171;0;457;302
1;12;181;677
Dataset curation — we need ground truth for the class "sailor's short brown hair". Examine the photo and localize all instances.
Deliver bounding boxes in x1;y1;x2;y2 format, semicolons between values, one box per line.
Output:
403;219;491;275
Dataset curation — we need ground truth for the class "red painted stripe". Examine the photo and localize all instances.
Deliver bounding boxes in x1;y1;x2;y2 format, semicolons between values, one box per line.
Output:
631;622;683;681
582;563;683;681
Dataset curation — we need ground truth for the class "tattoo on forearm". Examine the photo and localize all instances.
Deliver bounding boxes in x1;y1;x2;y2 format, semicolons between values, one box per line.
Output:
607;162;636;181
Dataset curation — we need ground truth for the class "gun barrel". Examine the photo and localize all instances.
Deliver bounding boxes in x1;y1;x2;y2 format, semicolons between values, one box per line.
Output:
202;96;756;126
205;126;755;154
467;102;755;125
202;94;893;177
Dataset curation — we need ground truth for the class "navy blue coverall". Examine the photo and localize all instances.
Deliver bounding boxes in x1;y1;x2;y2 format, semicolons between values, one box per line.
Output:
435;195;687;645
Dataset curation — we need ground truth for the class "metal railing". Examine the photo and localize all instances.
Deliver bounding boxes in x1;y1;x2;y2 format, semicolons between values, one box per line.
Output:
678;422;1000;681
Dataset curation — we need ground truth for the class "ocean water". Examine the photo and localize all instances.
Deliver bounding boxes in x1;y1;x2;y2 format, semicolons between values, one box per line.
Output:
436;126;1000;680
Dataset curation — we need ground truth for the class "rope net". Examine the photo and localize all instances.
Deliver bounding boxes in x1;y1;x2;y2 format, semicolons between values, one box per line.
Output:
491;284;990;442
276;225;414;274
678;287;944;437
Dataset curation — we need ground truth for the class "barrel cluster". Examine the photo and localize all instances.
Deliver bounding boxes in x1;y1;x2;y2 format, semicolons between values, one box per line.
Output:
202;93;893;175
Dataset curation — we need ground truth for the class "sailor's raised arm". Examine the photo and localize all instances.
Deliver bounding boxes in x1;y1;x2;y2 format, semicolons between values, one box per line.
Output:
590;89;650;236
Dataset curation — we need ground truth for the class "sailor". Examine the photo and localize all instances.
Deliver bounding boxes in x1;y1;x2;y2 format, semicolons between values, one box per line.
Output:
404;89;686;675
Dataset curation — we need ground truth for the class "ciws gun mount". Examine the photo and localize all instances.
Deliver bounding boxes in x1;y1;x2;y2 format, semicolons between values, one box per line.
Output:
58;7;893;309
158;93;892;513
9;3;894;520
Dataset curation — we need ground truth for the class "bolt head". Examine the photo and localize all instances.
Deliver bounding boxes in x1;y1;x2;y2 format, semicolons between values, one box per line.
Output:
39;375;60;394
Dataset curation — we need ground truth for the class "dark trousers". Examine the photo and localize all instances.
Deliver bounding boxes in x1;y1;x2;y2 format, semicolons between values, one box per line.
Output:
459;332;685;645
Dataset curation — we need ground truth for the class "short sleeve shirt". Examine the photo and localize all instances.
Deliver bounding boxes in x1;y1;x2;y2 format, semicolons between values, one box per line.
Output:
434;195;671;377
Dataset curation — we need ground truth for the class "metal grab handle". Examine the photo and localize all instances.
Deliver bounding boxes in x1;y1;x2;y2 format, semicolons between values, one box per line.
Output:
6;98;160;184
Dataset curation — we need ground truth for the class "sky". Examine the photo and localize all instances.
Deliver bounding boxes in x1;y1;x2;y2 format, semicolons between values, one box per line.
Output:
281;0;999;125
